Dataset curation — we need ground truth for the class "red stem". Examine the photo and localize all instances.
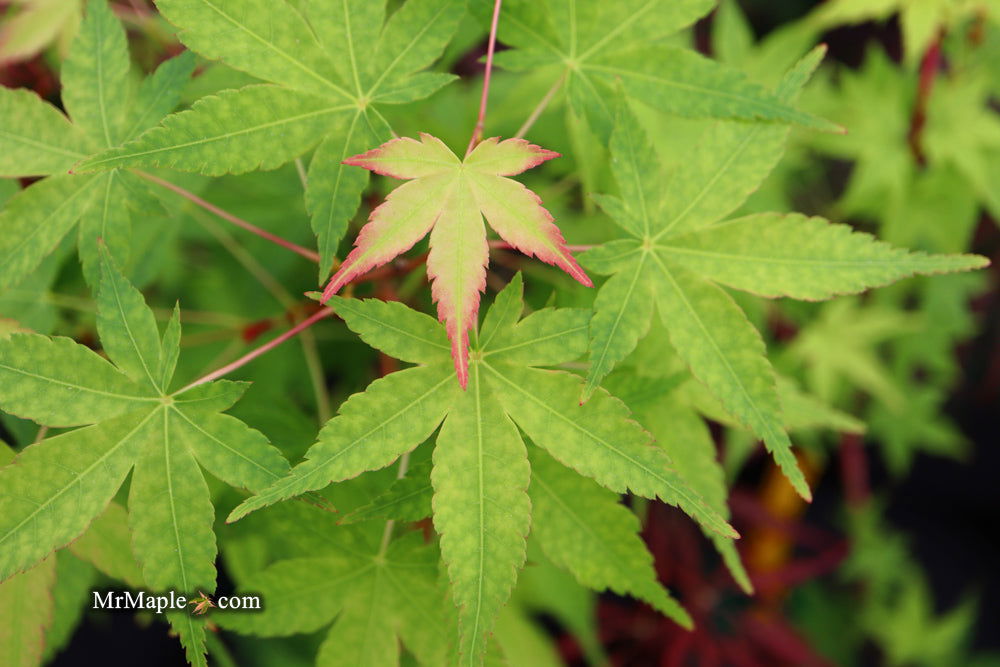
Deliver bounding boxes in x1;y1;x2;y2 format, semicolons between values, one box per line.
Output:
907;36;942;166
136;170;321;264
839;433;870;507
466;0;503;156
177;308;335;392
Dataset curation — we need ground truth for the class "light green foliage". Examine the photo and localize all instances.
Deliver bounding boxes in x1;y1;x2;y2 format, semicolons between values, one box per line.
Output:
68;502;143;588
340;459;433;525
42;553;96;664
785;298;921;409
579;51;987;500
433;364;531;664
836;506;990;667
326;295;451;365
76;85;346;176
605;369;750;592
0;0;82;65
75;0;467;278
0;176;99;290
61;0;129;148
528;446;691;625
807;0;993;65
0;87;90;176
0;253;290;665
0;443;57;667
233;276;730;664
491;0;836;139
662;212;987;300
0;0;194;289
0;557;56;667
217;532;450;667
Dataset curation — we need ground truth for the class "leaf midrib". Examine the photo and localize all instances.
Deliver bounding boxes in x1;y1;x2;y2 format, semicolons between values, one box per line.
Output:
0;179;94;275
268;371;452;495
651;126;761;241
83;102;354;169
0;127;86;161
586;256;647;394
483;362;724;534
584;60;811;125
650;254;785;446
105;211;164;392
368;0;452;96
335;302;450;358
0;409;156;552
172;408;283;484
484;323;589;358
161;405;190;591
658;243;950;268
0;361;157;403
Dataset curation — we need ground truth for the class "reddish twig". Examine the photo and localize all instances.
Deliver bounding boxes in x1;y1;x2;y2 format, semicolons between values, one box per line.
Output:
839;433;870;508
907;36;943;166
465;0;503;156
177;307;335;392
135;170;321;263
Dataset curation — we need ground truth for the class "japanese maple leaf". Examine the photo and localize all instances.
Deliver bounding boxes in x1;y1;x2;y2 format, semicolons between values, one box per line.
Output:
0;249;291;667
230;275;734;663
0;0;194;288
216;512;453;667
321;134;592;387
579;50;988;501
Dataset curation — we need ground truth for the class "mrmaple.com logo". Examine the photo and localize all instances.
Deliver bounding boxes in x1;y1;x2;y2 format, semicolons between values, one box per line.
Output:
92;590;260;614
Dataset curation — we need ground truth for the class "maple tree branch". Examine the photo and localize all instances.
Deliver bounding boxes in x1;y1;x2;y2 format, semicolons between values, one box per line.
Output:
515;71;567;140
466;0;503;156
177;307;336;392
135;170;321;264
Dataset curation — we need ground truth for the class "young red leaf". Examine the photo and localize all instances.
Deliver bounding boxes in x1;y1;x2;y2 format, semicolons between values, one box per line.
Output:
323;133;592;387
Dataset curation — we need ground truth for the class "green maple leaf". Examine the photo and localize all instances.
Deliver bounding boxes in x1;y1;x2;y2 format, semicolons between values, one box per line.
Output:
0;558;55;667
229;274;735;665
783;298;923;410
217;529;451;667
0;0;194;288
0;0;82;65
339;459;435;525
0;443;58;667
0;443;144;667
341;445;696;628
0;250;291;666
579;48;989;500
73;0;466;279
604;371;752;593
320;133;592;386
488;0;838;140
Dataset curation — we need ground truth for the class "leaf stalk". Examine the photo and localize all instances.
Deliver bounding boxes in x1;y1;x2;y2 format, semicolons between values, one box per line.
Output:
466;0;503;155
135;170;321;263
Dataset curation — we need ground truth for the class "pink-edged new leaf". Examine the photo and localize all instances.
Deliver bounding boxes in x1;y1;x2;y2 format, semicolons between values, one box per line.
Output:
469;173;592;287
342;132;458;178
465;137;560;176
426;184;488;388
324;134;591;388
320;173;454;300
